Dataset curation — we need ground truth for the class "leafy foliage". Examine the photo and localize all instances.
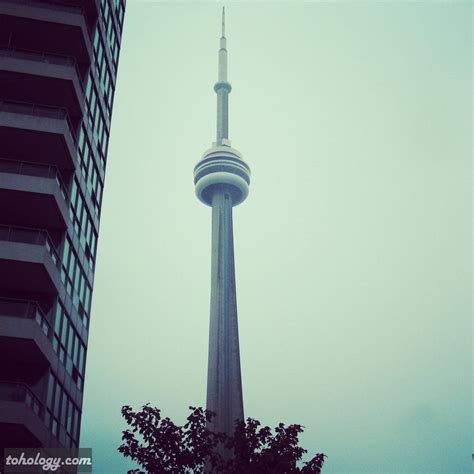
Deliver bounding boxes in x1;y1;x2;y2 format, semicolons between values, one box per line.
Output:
119;405;326;473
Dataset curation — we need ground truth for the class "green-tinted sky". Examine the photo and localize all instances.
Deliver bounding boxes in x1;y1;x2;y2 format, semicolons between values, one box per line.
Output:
80;2;472;472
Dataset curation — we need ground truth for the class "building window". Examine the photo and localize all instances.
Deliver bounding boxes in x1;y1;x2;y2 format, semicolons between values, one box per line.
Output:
53;302;86;391
77;125;104;217
69;175;99;270
45;372;81;446
100;0;121;70
61;237;93;326
84;73;111;164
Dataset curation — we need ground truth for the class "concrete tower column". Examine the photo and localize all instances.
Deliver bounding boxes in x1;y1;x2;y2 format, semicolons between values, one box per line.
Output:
207;187;244;435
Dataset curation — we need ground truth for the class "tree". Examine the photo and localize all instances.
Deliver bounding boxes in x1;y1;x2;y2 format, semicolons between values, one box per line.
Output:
119;404;326;473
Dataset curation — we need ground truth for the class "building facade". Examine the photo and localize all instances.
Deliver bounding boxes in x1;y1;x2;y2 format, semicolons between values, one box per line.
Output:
0;0;125;450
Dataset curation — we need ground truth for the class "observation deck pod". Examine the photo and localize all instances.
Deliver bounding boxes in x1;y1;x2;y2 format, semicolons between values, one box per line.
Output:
194;146;250;207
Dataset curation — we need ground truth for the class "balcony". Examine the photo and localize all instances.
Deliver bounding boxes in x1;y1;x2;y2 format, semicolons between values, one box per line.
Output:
72;0;100;29
0;0;93;66
35;0;101;31
0;381;60;448
0;225;62;299
0;297;50;338
0;47;86;122
0;159;70;234
0;298;53;385
0;100;76;170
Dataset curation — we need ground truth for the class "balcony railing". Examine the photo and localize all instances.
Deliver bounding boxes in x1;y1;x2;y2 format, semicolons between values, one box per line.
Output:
3;0;94;39
0;100;77;144
5;0;82;13
0;46;85;93
0;296;50;337
0;381;44;419
0;158;69;203
0;225;61;269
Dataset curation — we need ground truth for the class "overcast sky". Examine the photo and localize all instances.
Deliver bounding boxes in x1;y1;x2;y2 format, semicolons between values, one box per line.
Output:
80;2;471;472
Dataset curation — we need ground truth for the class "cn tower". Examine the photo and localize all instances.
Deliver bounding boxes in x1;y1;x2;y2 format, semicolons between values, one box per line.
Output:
194;7;250;436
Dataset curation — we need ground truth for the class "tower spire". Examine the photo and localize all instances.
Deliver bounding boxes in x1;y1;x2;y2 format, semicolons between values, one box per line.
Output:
221;6;225;38
215;6;231;146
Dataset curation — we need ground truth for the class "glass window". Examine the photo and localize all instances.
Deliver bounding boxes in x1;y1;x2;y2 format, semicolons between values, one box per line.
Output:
86;75;92;103
107;21;112;44
76;195;83;222
60;395;67;426
53;302;86;389
91;232;97;255
52;418;58;437
61;317;68;347
118;4;124;26
47;372;81;445
73;334;79;365
66;356;73;375
73;408;80;440
70;180;77;206
46;373;54;409
103;131;109;158
79;344;85;375
93;29;99;51
85;219;92;243
53;386;61;419
62;239;70;263
79;274;85;302
83;142;90;170
113;45;119;66
67;324;74;354
84;286;91;314
81;209;87;231
68;253;76;282
67;399;73;433
98;117;104;145
90;89;97;117
97;43;103;68
54;303;62;334
78;126;85;153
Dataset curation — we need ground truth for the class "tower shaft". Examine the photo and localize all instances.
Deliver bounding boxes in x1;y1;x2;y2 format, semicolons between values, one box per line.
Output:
206;187;244;435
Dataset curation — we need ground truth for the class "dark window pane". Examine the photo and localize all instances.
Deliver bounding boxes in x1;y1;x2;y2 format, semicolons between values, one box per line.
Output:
46;373;54;409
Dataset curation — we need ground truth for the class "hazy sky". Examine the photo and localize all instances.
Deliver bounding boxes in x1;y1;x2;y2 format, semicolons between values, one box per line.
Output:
80;2;471;472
